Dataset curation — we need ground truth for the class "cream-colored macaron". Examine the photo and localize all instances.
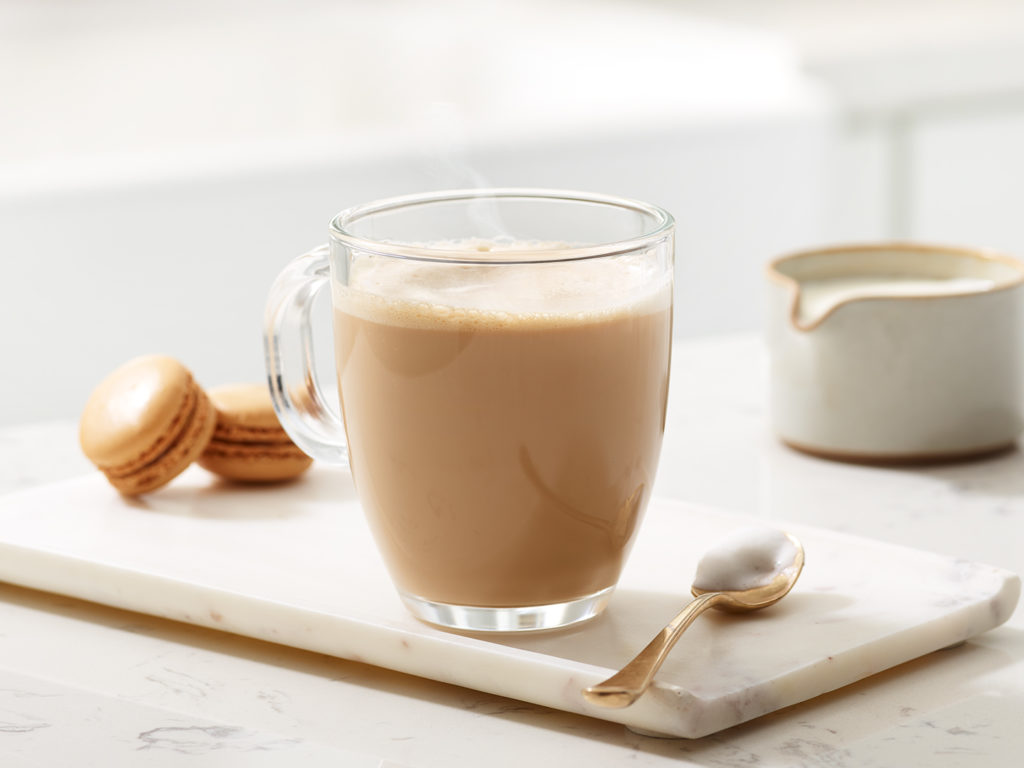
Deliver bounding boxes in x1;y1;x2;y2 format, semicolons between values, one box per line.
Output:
79;355;217;495
199;383;313;482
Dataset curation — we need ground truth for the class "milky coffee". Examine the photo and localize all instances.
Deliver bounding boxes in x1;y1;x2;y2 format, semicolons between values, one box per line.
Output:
333;243;672;607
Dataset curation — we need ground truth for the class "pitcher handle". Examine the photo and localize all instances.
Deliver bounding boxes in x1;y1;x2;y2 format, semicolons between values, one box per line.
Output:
263;244;348;465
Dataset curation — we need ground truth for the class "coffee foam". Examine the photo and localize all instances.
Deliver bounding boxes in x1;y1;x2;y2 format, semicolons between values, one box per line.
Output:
333;241;672;330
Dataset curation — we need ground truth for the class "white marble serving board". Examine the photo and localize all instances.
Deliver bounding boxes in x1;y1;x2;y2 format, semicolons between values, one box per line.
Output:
0;467;1017;738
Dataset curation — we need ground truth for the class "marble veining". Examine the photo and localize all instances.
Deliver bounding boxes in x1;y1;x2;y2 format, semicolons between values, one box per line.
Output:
137;724;301;754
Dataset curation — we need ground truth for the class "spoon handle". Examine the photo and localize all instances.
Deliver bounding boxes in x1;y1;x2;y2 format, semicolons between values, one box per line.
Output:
582;591;728;708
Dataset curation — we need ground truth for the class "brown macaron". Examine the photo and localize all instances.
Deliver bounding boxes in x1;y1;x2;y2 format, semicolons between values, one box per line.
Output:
79;355;217;495
198;383;313;483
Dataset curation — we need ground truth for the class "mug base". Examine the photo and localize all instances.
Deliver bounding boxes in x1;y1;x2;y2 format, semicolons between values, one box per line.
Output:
400;587;615;632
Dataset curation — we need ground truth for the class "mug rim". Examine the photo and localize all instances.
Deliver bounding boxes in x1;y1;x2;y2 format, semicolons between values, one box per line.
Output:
328;188;675;264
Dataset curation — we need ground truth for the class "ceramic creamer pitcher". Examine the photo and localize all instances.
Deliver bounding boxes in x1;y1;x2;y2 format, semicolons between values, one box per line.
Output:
766;243;1024;462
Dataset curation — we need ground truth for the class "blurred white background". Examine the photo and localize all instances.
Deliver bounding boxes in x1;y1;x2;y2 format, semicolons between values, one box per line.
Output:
3;0;1024;424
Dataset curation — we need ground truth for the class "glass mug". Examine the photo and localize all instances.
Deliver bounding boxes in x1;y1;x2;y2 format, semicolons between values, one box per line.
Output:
264;189;674;632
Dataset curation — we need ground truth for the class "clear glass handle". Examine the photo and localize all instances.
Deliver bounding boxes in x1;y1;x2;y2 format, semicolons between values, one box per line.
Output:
263;244;348;465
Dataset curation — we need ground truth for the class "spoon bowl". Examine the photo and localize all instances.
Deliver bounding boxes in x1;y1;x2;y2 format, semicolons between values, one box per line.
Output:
582;531;804;708
693;533;804;611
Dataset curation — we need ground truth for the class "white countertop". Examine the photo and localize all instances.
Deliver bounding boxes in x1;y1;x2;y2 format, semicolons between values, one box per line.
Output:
2;334;1023;766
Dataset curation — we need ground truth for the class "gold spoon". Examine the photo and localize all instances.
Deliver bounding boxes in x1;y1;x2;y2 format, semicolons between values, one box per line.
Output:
582;530;804;709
